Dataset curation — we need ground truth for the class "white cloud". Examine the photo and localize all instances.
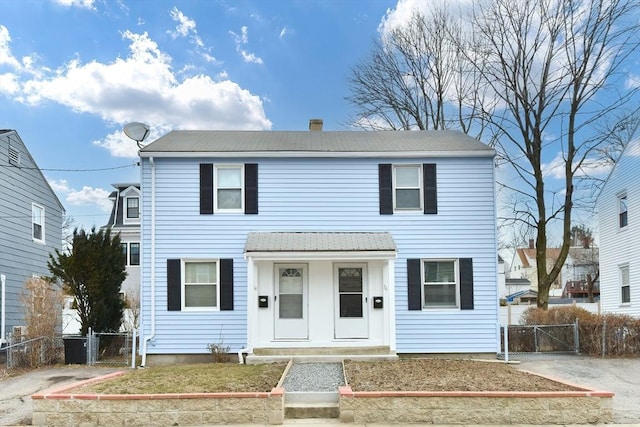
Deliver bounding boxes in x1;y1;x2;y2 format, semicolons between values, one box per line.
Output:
53;0;96;10
66;186;113;212
0;25;21;69
168;7;196;39
48;178;71;193
542;151;613;179
4;28;270;158
230;26;263;64
279;27;288;39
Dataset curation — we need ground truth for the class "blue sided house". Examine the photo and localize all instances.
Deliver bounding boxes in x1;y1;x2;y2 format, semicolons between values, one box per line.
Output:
137;122;499;364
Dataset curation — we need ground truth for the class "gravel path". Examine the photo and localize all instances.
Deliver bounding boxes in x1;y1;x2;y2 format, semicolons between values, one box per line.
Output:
282;362;345;392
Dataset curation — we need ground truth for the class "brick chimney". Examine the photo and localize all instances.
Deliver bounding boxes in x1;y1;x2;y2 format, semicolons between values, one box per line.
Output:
528;239;535;249
309;119;323;131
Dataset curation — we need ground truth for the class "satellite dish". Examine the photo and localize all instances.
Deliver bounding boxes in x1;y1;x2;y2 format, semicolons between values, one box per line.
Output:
123;122;150;148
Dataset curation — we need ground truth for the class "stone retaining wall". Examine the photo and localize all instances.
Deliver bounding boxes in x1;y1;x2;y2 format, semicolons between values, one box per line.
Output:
32;372;285;426
338;382;614;424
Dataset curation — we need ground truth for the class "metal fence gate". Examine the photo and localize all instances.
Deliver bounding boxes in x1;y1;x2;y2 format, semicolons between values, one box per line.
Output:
500;322;579;355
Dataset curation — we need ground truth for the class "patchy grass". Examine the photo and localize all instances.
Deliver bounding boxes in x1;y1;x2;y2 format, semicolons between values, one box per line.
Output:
72;363;287;394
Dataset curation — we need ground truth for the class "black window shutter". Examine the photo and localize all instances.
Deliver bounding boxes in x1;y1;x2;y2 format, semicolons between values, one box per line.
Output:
220;258;234;310
167;259;181;311
460;258;474;310
200;163;214;214
423;163;437;214
407;258;422;310
379;164;393;215
244;163;258;214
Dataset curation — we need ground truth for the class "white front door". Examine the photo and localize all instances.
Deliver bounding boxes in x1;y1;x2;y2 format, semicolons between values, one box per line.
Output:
274;264;308;340
334;263;368;339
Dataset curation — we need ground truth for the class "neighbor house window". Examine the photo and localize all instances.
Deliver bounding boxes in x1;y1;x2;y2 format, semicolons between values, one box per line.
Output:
423;260;458;308
215;165;243;212
620;265;630;304
393;165;422;211
120;242;140;266
182;260;218;310
32;204;45;243
126;197;139;220
619;195;628;228
129;243;140;266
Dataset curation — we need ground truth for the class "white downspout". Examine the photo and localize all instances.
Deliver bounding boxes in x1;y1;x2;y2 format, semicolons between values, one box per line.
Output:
141;157;156;366
1;274;6;344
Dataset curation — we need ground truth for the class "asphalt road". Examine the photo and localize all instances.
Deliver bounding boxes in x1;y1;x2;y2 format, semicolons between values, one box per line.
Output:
0;355;638;426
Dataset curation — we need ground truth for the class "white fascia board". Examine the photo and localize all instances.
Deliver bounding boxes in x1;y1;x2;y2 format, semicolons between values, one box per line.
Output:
140;150;495;159
244;250;397;261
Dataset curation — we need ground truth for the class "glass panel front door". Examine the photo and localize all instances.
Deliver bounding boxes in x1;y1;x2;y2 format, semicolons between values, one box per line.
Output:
274;264;308;339
334;264;368;339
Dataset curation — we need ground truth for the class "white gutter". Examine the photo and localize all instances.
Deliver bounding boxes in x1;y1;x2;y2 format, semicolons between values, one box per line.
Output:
141;157;156;366
1;274;5;344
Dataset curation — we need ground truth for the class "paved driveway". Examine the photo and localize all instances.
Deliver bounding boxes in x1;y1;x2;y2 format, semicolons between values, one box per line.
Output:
0;365;121;426
516;354;640;424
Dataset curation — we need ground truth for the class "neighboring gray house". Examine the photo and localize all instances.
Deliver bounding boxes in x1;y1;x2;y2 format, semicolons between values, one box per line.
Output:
0;130;65;344
598;137;640;317
138;124;499;365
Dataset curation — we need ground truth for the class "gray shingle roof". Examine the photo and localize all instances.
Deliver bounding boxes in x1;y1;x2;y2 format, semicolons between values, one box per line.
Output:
245;232;397;253
140;130;493;157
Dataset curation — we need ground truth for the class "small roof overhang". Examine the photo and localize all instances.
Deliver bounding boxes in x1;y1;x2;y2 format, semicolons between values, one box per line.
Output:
244;232;397;260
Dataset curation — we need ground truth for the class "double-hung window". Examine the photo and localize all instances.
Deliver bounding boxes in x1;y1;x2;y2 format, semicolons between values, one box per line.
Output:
126;197;139;220
393;165;422;211
215;165;243;212
423;260;458;308
120;242;140;266
619;194;628;228
620;265;630;304
32;203;45;243
183;260;218;310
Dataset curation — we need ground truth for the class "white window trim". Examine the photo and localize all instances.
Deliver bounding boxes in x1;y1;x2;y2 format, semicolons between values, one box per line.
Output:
618;193;628;229
181;259;220;311
392;164;423;213
214;164;244;213
123;196;140;224
620;264;631;305
422;258;460;310
32;203;45;244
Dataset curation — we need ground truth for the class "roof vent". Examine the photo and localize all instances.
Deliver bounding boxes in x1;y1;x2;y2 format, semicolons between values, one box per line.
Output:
309;119;323;131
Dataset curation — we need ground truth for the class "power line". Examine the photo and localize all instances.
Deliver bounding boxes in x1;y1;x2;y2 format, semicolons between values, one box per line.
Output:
1;162;139;172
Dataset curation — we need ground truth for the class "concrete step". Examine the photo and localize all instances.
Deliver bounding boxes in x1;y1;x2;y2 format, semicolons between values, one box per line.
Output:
254;345;391;356
284;402;339;419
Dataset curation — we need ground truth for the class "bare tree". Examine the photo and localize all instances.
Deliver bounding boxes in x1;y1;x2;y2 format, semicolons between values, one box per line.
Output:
347;0;639;309
347;7;494;140
469;0;639;308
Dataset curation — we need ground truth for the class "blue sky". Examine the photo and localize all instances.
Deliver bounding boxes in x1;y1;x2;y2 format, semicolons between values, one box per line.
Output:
1;0;416;231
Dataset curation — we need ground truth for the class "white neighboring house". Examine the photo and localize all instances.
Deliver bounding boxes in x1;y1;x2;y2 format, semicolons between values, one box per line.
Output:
597;137;640;316
64;184;141;334
103;184;141;331
510;241;562;293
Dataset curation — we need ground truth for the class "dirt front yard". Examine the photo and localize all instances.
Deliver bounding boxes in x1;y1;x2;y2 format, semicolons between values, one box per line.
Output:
343;358;581;392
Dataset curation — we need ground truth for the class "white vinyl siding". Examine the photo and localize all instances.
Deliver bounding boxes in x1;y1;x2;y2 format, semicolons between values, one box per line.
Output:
598;138;640;316
140;155;497;354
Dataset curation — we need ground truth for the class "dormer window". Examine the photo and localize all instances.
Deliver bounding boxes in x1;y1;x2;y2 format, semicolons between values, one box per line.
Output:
126;197;139;220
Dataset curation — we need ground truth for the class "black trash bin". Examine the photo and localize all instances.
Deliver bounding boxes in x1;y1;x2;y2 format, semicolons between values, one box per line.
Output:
63;336;87;364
